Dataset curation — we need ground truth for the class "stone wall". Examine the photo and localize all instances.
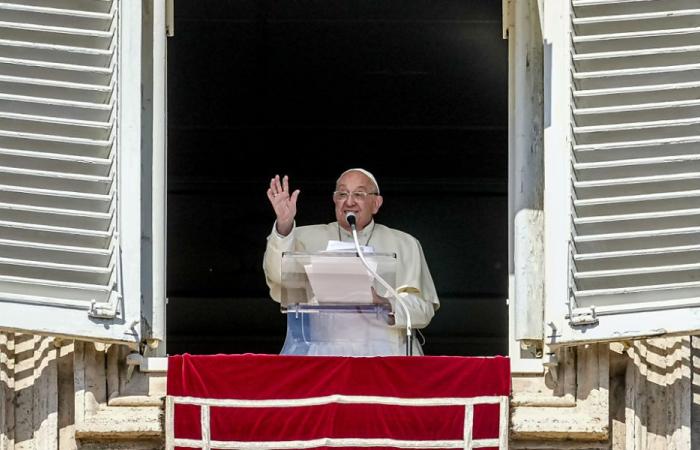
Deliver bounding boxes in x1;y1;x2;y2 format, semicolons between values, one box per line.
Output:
512;336;699;449
0;333;164;450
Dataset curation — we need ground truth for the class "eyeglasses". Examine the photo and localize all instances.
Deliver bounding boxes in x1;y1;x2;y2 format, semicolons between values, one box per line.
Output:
333;191;379;201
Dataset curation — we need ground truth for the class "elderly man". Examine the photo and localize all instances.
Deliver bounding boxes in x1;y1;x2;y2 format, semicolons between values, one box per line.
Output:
263;168;439;355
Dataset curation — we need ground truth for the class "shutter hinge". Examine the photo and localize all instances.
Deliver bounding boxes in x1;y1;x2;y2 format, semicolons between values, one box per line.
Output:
88;296;120;319
568;306;599;327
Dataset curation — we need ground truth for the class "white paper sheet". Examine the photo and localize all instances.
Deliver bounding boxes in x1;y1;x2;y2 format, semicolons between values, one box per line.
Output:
324;240;374;253
304;256;377;304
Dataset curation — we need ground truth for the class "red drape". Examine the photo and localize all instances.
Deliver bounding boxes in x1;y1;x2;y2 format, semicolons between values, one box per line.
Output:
168;354;510;449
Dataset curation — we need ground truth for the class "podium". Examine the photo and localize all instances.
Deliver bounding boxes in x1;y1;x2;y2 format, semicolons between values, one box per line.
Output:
279;251;399;356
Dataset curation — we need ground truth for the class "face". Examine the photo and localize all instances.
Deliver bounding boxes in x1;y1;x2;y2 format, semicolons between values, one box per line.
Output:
334;171;383;231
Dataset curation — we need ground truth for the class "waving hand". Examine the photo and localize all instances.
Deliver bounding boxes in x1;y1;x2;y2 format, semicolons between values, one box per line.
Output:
267;175;300;236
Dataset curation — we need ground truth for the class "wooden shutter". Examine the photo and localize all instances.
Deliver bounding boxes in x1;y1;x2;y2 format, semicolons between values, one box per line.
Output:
0;0;146;343
556;0;700;344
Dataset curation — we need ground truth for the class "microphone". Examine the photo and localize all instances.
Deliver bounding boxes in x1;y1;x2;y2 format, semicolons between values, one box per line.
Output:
344;209;414;355
345;211;357;227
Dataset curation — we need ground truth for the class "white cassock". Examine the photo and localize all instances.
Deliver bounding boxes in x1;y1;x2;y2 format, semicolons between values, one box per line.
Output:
263;220;439;356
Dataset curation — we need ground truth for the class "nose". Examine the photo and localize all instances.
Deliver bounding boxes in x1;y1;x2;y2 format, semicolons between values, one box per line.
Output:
345;194;357;206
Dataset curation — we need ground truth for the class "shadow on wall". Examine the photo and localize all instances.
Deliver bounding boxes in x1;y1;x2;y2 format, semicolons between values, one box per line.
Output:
609;337;698;447
0;333;62;446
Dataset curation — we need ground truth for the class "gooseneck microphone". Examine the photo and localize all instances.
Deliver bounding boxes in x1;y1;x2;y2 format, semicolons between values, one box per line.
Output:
345;211;414;355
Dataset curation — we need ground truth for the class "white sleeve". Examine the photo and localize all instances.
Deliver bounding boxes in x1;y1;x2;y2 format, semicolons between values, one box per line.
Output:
388;292;436;330
262;221;296;302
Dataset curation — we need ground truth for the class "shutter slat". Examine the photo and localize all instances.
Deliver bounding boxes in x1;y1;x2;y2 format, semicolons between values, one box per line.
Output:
0;256;112;275
0;74;112;92
575;207;700;225
576;251;700;273
0;148;111;164
0;18;114;37
574;80;700;99
0;200;112;218
574;44;700;61
0;55;113;74
574;230;700;255
574;98;700;115
573;9;700;24
0;237;111;255
574;172;700;188
0;37;114;63
0;275;112;302
0;238;111;267
0;129;111;145
575;153;700;169
0;208;112;231
575;190;700;217
574;210;700;235
0;164;113;181
0;228;110;249
0;184;111;201
0;92;112;109
575;262;700;279
0;220;112;237
0;240;111;268
0;2;114;20
575;69;700;91
576;188;700;205
574;63;700;79
574;136;700;155
0;111;111;130
575;243;700;260
0;38;113;55
574;116;700;132
573;27;700;42
0;59;113;86
574;159;700;180
573;283;700;307
574;226;700;243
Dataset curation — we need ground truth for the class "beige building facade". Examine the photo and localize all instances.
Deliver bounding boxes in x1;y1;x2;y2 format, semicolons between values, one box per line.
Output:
0;0;699;448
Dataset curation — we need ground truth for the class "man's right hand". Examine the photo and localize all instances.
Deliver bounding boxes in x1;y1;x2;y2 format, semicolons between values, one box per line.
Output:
267;174;300;236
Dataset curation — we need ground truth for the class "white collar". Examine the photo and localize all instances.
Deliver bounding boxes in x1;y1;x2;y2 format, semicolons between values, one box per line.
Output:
337;220;375;243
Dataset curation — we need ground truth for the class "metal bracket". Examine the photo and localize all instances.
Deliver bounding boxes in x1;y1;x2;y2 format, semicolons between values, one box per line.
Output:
569;306;599;326
88;297;119;319
543;352;559;384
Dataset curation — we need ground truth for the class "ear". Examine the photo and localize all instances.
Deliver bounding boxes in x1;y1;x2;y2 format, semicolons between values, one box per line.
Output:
372;195;383;215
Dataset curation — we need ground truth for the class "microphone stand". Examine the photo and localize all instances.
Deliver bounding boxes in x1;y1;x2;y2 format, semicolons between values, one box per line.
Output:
347;214;413;356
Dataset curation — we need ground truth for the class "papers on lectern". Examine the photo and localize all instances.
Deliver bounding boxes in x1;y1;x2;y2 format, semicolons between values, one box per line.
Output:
302;243;377;304
324;240;374;253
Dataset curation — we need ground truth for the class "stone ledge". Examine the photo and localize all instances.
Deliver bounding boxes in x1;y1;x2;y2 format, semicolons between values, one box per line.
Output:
511;408;608;441
75;406;163;440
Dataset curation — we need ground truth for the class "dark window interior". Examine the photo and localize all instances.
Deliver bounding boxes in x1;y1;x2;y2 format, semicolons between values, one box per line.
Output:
166;0;508;356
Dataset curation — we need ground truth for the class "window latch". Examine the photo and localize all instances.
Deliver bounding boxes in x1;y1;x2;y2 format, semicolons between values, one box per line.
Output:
568;306;598;327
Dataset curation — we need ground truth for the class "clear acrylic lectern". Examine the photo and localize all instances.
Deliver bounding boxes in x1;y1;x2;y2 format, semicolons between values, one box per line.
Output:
280;251;398;356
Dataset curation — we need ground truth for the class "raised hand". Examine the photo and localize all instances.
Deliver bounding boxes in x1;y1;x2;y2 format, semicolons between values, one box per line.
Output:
267;174;300;236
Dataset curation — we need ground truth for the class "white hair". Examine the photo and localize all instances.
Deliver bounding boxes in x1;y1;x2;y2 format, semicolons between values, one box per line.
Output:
336;168;380;194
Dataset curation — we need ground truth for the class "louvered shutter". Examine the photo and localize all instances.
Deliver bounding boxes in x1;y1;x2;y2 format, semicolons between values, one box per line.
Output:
0;1;149;343
550;0;700;345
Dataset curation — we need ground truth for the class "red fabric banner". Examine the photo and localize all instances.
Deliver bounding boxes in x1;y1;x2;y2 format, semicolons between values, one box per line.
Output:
167;354;510;449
